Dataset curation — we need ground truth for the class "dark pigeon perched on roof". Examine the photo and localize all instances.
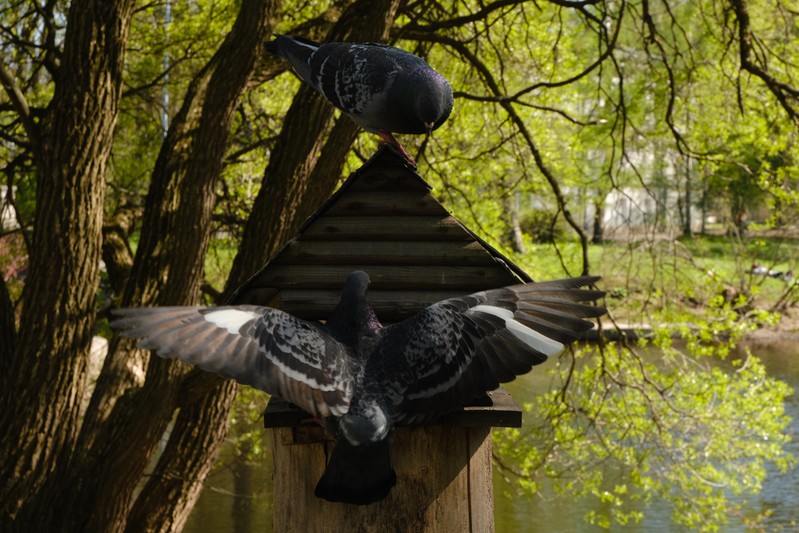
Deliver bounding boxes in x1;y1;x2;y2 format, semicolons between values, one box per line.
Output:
265;34;454;166
112;271;605;505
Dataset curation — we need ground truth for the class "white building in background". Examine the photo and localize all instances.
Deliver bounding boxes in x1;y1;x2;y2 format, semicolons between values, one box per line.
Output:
1;185;19;230
599;187;704;236
517;185;706;239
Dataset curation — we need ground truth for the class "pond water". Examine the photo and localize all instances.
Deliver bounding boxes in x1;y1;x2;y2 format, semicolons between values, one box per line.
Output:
495;336;799;532
184;337;799;532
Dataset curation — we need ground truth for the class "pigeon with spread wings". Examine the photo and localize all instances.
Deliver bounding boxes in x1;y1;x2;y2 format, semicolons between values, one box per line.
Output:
265;34;453;166
112;271;605;505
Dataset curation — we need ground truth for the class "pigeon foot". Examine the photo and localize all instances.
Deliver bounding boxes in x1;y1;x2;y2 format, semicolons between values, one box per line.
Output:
377;131;416;167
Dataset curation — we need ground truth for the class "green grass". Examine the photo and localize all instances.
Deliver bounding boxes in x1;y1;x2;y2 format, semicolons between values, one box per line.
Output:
511;234;799;325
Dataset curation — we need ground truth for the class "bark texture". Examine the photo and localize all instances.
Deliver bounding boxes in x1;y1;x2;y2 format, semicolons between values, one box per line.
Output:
0;0;136;525
54;2;282;531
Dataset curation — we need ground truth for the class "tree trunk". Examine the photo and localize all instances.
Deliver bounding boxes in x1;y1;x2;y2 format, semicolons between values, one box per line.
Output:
0;275;15;367
682;155;692;237
0;0;136;525
592;190;606;244
700;170;709;235
125;379;238;533
47;2;282;531
507;193;526;254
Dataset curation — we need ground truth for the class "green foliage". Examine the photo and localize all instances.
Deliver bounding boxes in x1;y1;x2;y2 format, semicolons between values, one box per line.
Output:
496;321;793;531
110;0;239;209
518;209;566;244
227;386;270;464
495;232;796;531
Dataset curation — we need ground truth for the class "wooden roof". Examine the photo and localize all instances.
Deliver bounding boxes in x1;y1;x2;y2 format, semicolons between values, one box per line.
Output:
230;145;531;323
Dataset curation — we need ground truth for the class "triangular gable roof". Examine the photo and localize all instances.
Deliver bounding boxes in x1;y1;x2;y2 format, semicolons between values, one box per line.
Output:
230;145;531;323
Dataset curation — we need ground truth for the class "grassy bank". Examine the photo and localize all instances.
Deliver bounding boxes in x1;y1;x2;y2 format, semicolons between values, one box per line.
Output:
511;233;799;328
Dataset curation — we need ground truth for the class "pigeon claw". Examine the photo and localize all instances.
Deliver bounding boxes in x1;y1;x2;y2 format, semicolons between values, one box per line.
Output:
300;416;325;428
377;130;416;168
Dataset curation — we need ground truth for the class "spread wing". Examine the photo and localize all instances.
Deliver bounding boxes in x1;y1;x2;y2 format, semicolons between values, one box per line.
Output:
111;305;353;418
369;277;605;424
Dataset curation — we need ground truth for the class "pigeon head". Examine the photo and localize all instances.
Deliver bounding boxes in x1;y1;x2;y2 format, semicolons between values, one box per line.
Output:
341;270;370;300
418;70;454;136
389;68;453;136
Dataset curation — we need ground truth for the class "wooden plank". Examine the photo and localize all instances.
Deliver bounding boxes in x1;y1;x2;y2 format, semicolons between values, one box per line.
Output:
270;428;330;530
301;215;472;241
228;286;279;306
324;190;450;217
270;424;494;532
467;427;495;533
273;240;499;266
246;265;518;292
439;389;523;428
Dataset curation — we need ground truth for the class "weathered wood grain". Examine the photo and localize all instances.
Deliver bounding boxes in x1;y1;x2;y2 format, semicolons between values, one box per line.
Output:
270;425;495;533
272;240;500;266
341;166;430;193
324;190;450;216
301;215;471;241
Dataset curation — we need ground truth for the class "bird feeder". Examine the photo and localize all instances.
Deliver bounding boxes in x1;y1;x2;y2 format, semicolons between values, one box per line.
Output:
231;146;532;531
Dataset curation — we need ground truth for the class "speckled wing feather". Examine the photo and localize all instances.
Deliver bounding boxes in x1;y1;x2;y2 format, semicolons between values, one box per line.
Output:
370;277;605;424
111;305;353;418
309;42;400;116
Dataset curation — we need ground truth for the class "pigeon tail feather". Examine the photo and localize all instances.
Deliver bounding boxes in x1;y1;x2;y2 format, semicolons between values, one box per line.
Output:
265;34;318;86
314;438;397;505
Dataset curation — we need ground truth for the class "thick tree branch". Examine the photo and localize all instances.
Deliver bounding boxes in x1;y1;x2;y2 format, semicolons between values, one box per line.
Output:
398;0;524;33
730;0;799;121
0;0;137;525
50;1;281;531
0;59;37;144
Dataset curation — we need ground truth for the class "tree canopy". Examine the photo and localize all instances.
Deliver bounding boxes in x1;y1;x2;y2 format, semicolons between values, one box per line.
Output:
1;0;797;531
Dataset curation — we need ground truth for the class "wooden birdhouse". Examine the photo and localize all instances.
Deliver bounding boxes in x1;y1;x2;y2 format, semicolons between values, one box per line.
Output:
231;146;531;532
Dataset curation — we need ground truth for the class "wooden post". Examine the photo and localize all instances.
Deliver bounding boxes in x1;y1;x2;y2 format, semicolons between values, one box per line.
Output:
264;389;521;532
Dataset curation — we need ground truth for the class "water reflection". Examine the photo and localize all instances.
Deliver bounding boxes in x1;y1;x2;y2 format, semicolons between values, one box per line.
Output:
185;337;798;532
184;430;274;532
